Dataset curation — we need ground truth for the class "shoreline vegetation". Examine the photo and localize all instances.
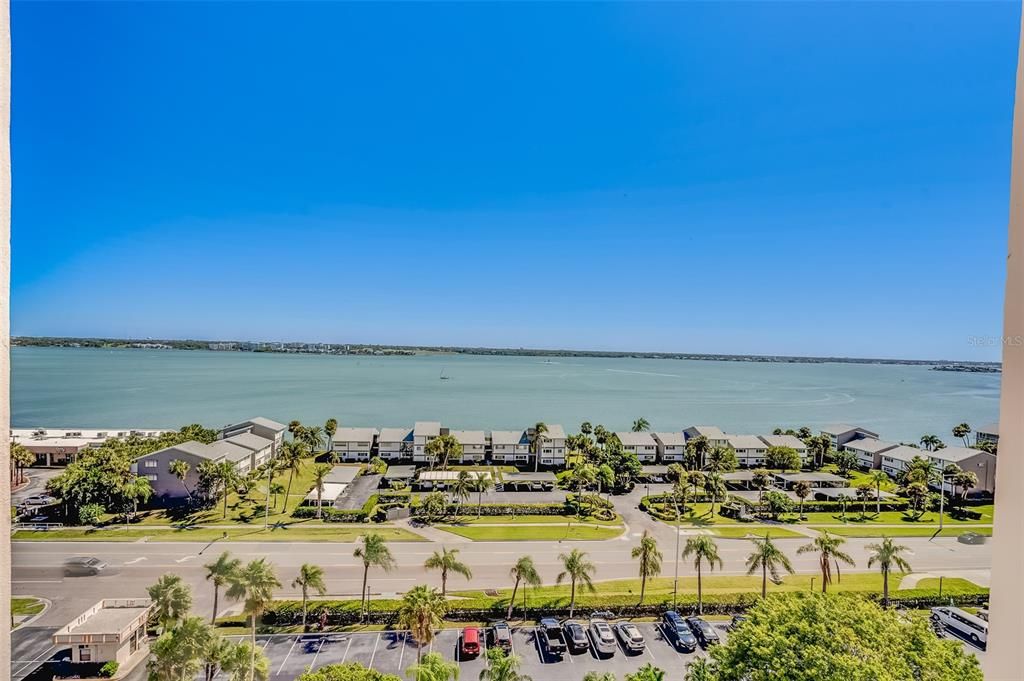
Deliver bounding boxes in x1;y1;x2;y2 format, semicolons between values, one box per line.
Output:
12;336;1001;369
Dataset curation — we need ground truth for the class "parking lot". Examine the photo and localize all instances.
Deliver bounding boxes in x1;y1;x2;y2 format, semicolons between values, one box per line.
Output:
226;621;725;681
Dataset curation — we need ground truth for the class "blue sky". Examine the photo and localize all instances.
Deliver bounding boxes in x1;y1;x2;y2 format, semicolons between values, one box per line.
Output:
11;2;1020;361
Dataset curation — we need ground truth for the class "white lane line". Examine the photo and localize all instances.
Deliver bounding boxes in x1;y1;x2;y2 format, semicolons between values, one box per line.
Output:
175;556;196;563
398;632;407;670
368;633;381;669
124;557;147;565
341;637;354;663
310;638;326;670
532;627;544;663
277;637;299;675
12;645;56;678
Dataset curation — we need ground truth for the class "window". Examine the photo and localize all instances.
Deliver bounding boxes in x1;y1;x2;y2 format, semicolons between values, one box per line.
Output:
79;647;91;662
144;460;158;468
146;474;158;481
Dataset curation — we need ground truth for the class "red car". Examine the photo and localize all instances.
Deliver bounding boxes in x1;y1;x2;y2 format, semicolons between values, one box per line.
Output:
461;626;481;657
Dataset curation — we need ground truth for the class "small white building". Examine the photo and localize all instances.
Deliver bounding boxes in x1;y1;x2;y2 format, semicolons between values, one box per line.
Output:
332;427;379;462
533;424;567;467
726;434;768;468
841;437;898;470
53;598;153;670
616;431;658;462
758;434;809;464
652;431;686;462
451;430;487;462
377;427;412;460
413;421;442;463
490;430;530;464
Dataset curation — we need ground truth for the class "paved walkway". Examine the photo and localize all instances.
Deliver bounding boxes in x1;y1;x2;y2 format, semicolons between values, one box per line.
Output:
396;518;470;543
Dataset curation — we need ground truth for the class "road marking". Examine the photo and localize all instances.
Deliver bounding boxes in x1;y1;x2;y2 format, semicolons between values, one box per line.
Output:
12;645;55;679
124;557;147;565
341;637;353;663
397;632;406;670
175;556;196;563
310;638;325;670
532;626;545;663
277;637;299;675
368;633;381;669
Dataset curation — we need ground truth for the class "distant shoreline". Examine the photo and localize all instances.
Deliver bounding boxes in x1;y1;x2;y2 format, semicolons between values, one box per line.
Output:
11;336;1002;369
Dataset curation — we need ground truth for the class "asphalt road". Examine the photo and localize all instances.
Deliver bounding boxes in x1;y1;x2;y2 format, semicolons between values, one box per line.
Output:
12;532;992;625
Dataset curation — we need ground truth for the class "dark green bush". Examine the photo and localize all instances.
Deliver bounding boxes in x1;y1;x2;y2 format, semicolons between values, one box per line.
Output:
292;507;368;522
99;661;119;678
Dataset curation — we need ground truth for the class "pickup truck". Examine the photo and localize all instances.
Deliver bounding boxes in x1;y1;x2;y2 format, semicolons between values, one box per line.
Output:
537;617;567;658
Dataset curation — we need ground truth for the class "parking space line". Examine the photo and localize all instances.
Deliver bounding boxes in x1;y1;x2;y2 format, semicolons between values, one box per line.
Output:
277;637;299;675
341;637;353;663
656;623;685;661
398;633;407;671
310;638;325;670
532;627;544;663
369;633;381;669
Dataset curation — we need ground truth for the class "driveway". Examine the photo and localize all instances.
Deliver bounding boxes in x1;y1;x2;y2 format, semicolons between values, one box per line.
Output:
336;474;382;511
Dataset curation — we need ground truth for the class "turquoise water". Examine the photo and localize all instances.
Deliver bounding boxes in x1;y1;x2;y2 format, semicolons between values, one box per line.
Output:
11;347;1000;444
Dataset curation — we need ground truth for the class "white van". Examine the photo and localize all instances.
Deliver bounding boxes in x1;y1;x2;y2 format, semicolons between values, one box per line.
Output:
930;606;988;648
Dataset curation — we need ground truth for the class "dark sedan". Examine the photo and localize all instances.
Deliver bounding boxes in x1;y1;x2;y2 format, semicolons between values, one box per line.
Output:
661;611;697;652
563;621;590;654
685;616;720;648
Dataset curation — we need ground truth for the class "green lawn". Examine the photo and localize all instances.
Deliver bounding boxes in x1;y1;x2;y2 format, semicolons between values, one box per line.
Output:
913;578;985;594
13;524;425;543
436;524;624;541
12;597;45;617
706;526;805;539
810;525;993;538
796;506;994;526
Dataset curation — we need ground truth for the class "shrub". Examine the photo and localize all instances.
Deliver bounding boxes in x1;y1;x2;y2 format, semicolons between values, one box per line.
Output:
99;661;119;678
78;503;105;526
292;507;368;522
410;501;571;518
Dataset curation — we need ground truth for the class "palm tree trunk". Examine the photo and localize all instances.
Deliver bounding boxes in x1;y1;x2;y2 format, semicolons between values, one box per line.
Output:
761;566;767;599
821;558;828;593
697;563;703;615
317;488;323;520
286;470;296;510
639;574;646;604
302;589;308;631
223;485;229;518
211;585;220;625
360;563;369;622
569;580;576;618
477;489;483;519
441;572;447;598
883;569;889;608
877;483;882;517
507;578;520;620
250;612;257;681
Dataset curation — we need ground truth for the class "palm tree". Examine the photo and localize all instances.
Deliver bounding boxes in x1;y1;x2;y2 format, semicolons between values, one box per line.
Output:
473;473;493;518
751;468;771;504
169;459;192;500
279;440;307;511
11;442;34;486
226;558;281;681
288;420;302;438
325;418;338;454
397;585;447;661
147;573;193;633
507;556;542;620
952;423;972;447
630;530;662;603
632;418;650;432
451;470;473;516
869;469;889;517
583;674;616;681
570;463;597;520
204;636;234;681
310;463;333;519
479;650;532;681
856;484;873;519
292;563;327;631
407;651;459;681
671;480;690;519
204;551;241;624
424;547;473;597
684;658;716;681
425;433;463;470
745;534;794;598
705;445;736;473
793;480;812;520
301;425;325;456
797;530;856;593
556;549;596;618
354;532;396;621
219;641;270;681
920;434;943;452
867;536;912;607
626;664;665;681
685;436;709;470
682;535;722;615
705;473;726;517
530;422;549;473
148;616;215;681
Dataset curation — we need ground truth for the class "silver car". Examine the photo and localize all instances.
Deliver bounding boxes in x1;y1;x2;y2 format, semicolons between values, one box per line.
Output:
588;619;617;657
613;622;646;653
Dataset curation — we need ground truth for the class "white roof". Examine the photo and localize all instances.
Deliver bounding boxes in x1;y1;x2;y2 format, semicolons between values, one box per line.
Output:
880;445;925;463
538;424;566;440
726;434;766;450
450;430;487;446
378;427;412;443
334;427;378;442
685;425;726;440
223;432;274;452
821;424;878;438
841;437;898;454
325;466;361;484
414;421;441;437
758;434;807;450
418;470;491;482
490;430;527;446
616;431;657;447
304;482;347;501
933;446;989;464
240;417;287;432
652;431;685;446
15;437;92;449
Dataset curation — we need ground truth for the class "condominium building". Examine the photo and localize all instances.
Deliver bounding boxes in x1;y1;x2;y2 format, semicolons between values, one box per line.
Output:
219;417;287;455
820;424;879;450
616;431;658;462
533;424;567;467
134;440;254;501
413;421;443;462
758;434;809;463
490;429;530;464
683;425;729;448
331;427;378;462
977;422;999;446
841;437;899;470
652;431;686;462
451;430;487;462
725;434;768;468
377;427;413;460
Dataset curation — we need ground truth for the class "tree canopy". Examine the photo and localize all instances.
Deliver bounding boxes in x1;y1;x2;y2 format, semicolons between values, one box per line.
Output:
298;663;401;681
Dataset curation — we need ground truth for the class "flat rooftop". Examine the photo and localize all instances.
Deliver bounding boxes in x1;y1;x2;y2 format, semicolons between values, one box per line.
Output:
383;465;416;479
616;432;656;447
418;470;491;482
324;466;361;484
504;471;557;482
57;599;152;639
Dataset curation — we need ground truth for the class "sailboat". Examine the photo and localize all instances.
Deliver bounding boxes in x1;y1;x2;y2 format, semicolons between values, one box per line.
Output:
440;367;450;380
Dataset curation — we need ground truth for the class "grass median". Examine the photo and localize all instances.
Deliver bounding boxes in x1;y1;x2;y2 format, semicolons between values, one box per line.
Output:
12;524;425;543
809;525;993;538
435;523;625;541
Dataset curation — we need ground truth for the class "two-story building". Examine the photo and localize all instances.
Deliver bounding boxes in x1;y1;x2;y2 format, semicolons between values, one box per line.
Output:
451;430;487;463
377;427;413;460
413;421;443;463
820;424;879;450
220;417;287;456
331;427;378;462
490;430;530;464
134;440;253;501
976;422;999;447
221;431;274;469
930;446;998;495
533;424;567;467
726;434;768;468
616;431;658;462
757;434;809;464
652;431;686;462
878;445;930;481
684;425;729;448
841;437;899;470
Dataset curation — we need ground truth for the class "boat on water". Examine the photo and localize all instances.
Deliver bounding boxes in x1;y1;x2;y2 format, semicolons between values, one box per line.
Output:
440;368;450;380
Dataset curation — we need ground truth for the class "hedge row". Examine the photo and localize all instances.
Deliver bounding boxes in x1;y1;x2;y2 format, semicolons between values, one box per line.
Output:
257;587;989;626
292;507;369;522
411;502;569;517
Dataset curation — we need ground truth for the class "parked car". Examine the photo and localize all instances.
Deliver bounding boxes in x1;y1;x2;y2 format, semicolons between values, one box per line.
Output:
63;557;108;577
23;494;56;506
461;627;481;658
661;611;697;652
685;616;720;648
613;622;646;654
538;617;567;658
563;621;589;653
490;621;512;652
729;614;749;630
588;618;617;657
